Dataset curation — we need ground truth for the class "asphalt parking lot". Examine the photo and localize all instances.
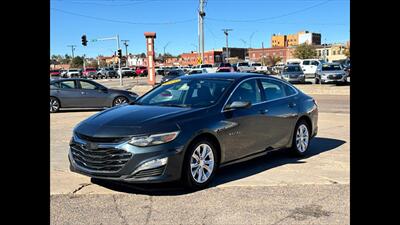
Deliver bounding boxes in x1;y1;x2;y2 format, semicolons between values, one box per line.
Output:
50;79;349;224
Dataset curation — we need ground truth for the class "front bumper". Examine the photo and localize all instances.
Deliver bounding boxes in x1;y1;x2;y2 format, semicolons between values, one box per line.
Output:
282;76;306;83
69;134;186;183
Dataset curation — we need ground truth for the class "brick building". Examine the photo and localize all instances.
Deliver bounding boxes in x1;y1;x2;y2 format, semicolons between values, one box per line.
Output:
179;50;223;66
248;47;295;64
272;31;321;47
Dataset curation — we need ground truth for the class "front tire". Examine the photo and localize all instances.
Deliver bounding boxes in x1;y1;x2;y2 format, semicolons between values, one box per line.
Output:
112;96;128;106
290;120;311;156
50;97;60;113
182;138;218;190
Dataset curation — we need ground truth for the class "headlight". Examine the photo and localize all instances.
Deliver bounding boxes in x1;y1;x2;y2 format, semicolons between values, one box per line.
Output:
129;93;138;98
129;131;180;147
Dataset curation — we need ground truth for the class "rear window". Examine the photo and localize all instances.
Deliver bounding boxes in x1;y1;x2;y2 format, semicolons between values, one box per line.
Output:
217;68;231;72
284;66;302;72
302;61;310;65
219;63;231;67
238;62;249;66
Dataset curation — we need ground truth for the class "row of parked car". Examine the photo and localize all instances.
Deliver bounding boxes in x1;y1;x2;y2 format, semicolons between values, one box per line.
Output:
50;66;149;79
159;60;350;85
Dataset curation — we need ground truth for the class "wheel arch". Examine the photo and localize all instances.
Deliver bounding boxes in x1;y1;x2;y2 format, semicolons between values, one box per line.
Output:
183;131;222;167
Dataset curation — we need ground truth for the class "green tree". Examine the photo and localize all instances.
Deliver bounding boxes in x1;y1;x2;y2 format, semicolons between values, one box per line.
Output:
344;47;350;58
70;56;84;68
293;43;317;59
140;53;146;58
266;55;282;66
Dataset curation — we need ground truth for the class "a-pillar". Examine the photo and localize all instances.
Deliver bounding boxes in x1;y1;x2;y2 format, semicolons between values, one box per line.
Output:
144;32;156;86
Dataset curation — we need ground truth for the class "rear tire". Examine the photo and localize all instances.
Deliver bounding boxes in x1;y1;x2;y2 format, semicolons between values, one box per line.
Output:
182;138;218;190
290;120;311;156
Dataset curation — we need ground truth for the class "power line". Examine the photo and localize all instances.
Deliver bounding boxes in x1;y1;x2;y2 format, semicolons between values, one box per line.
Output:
206;0;332;23
51;7;197;25
51;0;158;7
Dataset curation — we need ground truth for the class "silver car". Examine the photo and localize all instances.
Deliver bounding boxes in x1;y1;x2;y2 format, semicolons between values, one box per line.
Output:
50;78;138;113
315;63;347;84
280;65;305;83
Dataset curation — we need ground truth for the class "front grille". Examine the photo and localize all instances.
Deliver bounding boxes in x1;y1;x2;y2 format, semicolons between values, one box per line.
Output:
75;132;126;143
328;74;342;79
70;143;132;172
132;166;166;179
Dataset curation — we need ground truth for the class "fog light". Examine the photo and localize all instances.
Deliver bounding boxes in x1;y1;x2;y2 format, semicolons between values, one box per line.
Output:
133;157;168;174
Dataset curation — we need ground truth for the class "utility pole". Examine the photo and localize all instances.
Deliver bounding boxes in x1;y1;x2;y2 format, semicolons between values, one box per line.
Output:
199;0;206;64
121;40;129;66
262;42;265;66
116;35;122;86
121;40;129;64
67;45;76;58
163;42;171;56
222;29;233;62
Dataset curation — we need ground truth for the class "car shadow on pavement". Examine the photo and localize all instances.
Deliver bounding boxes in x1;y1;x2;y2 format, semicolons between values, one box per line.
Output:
56;109;103;113
91;137;345;196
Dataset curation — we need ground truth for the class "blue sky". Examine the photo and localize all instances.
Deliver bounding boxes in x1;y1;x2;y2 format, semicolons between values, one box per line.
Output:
50;0;349;58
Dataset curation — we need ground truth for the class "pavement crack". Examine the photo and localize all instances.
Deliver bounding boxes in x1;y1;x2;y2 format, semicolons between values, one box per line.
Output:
71;183;92;194
112;195;129;225
144;196;153;225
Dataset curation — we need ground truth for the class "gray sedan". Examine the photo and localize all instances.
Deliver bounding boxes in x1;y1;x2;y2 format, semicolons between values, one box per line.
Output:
280;65;305;83
50;78;138;113
315;63;347;84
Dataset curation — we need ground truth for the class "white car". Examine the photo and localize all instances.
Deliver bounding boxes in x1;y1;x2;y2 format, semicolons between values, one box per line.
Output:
67;69;81;78
236;62;255;72
300;59;325;82
187;68;208;75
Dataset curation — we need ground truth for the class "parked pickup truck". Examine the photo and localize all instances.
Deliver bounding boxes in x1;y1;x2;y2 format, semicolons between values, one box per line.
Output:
252;63;269;74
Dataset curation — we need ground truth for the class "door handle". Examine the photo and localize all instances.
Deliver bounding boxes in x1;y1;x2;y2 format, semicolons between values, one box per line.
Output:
288;102;296;108
81;91;86;95
259;109;269;114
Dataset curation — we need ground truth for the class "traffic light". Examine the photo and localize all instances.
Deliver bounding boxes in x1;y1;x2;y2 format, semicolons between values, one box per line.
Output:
117;49;122;59
81;35;87;46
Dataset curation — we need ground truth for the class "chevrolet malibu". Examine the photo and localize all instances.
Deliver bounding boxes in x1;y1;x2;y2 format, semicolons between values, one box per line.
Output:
69;73;318;189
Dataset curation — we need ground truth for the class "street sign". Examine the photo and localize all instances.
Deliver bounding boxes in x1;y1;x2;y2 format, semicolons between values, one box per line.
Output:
197;57;202;64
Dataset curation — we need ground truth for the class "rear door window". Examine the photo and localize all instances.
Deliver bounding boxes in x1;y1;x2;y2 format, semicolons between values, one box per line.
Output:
302;60;310;65
260;79;287;101
59;80;76;89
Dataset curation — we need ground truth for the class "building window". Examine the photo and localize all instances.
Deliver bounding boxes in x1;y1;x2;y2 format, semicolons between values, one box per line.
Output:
326;50;329;56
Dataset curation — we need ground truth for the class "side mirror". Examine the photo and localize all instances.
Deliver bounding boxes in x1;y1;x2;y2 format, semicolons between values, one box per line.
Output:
225;101;251;110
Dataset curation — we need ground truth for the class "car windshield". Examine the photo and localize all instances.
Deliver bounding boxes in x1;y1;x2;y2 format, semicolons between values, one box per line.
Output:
252;63;261;66
85;68;96;71
322;64;342;71
69;70;78;72
135;78;233;108
201;64;212;68
284;66;301;72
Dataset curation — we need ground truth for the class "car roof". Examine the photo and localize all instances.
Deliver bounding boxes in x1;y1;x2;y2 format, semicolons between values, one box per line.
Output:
180;72;276;81
50;78;95;83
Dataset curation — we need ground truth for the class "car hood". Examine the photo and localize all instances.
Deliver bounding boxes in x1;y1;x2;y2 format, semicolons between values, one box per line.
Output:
320;70;344;75
75;104;202;137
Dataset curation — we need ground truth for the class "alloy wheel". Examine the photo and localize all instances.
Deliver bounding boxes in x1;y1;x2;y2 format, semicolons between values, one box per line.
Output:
113;97;128;106
296;124;309;152
190;143;215;183
50;98;59;113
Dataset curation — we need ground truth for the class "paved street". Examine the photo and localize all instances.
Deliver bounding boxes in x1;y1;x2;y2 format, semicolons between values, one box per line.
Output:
50;83;349;224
